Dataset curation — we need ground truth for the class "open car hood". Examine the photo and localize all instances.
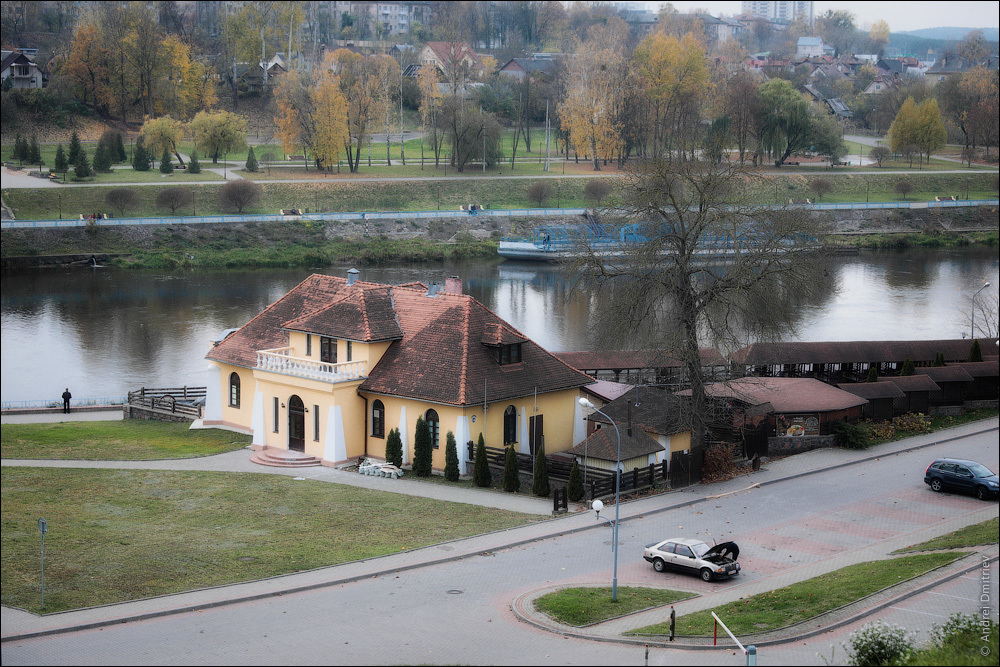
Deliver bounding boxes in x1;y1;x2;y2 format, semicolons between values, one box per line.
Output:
704;541;739;561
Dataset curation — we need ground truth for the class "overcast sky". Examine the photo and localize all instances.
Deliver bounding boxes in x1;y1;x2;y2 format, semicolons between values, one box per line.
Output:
647;1;1000;33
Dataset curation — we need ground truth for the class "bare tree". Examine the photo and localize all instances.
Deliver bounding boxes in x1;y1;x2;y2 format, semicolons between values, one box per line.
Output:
569;159;828;450
584;179;612;205
218;180;262;214
105;188;139;216
810;178;833;202
527;181;554;206
964;288;999;338
156;187;194;214
869;146;891;168
895;180;914;200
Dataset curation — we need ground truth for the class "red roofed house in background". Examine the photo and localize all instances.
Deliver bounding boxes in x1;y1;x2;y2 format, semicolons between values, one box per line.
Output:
204;270;593;471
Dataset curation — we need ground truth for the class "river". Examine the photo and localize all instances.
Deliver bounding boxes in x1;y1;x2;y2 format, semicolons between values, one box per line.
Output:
2;249;997;404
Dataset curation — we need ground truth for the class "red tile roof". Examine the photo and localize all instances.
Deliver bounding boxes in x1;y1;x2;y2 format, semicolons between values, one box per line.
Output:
207;273;593;407
920;365;975;383
949;360;999;378
837;381;906;400
690;377;867;413
886;375;940;392
555;348;726;370
732;339;993;366
568;425;663;461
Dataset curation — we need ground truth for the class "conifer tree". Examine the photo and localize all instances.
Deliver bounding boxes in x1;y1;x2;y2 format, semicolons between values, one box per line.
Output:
245;145;258;172
115;132;127;162
187;150;201;174
132;136;151;171
532;444;550;497
385;427;403;468
68;131;82;165
92;142;112;172
567;461;585;502
866;366;879;382
444;432;460;481
413;416;432;476
73;150;92;179
969;339;983;362
54;144;68;173
473;438;491;487
503;445;520;492
160;147;174;174
933;352;945;366
29;135;41;164
900;358;915;376
13;134;25;161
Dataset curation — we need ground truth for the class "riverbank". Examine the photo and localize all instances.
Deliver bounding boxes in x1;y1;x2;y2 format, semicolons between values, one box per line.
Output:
2;204;996;269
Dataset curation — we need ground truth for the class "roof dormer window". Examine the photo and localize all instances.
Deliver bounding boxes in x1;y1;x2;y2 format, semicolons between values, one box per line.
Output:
494;343;522;366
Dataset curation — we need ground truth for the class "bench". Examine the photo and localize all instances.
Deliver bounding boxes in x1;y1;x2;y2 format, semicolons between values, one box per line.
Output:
782;161;800;166
281;208;302;216
934;196;956;202
288;155;305;160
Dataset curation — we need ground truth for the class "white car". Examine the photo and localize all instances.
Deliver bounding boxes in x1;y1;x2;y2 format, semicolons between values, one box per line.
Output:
643;538;741;582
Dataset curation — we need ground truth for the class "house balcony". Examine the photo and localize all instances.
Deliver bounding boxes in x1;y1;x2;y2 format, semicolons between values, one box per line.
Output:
256;347;367;383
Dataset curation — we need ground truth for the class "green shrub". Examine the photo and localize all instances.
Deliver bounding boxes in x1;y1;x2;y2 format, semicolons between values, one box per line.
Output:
503;445;520;492
969;339;983;362
160;147;174;174
245;145;258;173
866;420;896;441
866;367;879;382
68;131;82;165
900;358;915;376
532;445;550;497
833;420;871;449
567;461;584;502
892;412;930;433
132;136;151;171
187;150;201;174
844;621;913;666
473;436;491;487
73;149;92;179
54;144;68;173
413;417;432;476
385;427;402;468
92;142;112;172
933;352;945;366
444;431;460;481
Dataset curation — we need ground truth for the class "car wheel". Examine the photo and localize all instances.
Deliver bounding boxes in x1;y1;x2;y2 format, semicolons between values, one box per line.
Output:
700;568;713;582
930;478;944;492
976;486;990;501
652;558;666;573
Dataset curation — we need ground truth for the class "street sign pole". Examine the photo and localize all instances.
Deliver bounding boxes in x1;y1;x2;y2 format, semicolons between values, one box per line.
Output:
38;517;48;609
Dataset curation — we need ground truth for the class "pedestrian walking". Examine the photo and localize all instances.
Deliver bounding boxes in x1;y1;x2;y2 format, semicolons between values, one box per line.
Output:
62;388;72;414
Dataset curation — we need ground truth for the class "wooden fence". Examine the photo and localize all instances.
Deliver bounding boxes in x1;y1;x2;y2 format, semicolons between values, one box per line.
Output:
127;386;205;419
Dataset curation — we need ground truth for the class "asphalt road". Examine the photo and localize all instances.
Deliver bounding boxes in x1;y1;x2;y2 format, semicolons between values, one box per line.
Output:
3;425;997;665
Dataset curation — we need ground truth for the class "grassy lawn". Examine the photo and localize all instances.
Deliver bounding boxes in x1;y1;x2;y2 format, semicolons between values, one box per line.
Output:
893;518;999;553
534;586;695;626
0;421;251;460
0;467;540;613
628;552;965;637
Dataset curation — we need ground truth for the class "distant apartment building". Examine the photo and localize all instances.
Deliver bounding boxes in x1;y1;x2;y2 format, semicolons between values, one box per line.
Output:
742;1;814;26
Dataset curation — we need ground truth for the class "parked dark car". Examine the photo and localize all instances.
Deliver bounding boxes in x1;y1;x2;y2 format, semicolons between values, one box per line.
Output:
924;458;999;501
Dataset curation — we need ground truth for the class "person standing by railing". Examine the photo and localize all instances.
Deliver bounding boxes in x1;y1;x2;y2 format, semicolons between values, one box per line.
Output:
61;388;72;414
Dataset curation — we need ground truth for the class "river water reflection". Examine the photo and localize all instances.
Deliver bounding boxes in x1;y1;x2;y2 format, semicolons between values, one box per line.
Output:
2;248;997;403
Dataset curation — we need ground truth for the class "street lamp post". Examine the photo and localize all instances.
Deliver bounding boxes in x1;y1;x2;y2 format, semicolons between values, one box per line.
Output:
971;282;991;339
579;397;621;602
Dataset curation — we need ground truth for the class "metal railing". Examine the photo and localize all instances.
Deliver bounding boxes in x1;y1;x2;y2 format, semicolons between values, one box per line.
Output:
1;396;128;410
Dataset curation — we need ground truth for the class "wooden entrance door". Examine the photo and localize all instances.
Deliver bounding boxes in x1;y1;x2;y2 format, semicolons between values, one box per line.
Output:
288;395;305;452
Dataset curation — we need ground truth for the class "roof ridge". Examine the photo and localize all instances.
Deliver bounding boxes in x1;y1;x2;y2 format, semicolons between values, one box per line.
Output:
458;296;471;405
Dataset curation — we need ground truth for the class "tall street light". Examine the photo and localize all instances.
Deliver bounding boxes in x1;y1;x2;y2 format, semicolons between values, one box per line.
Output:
972;282;991;339
579;397;621;602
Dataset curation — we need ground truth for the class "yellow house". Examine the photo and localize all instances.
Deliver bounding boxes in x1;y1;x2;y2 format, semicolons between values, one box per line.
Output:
204;270;595;471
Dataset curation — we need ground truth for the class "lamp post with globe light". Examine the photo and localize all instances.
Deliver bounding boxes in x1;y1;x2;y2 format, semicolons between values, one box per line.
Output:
579;396;621;602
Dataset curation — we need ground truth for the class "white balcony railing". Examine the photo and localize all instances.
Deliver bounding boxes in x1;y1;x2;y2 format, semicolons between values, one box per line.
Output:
256;347;367;383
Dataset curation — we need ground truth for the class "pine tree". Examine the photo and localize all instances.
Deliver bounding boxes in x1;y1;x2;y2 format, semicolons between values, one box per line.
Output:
567;461;585;502
900;358;915;376
866;366;879;382
933;352;945;367
29;135;41;164
385;428;403;468
969;339;983;362
245;145;258;172
473;439;491;487
444;432;460;481
532;444;550;497
13;134;26;161
160;147;174;174
187;150;201;174
115;132;127;162
54;144;68;173
92;142;112;172
413;416;432;476
503;445;520;492
68;131;82;165
73;150;92;179
132;136;151;171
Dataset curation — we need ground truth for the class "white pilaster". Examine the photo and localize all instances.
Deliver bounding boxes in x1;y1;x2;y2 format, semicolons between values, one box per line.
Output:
324;405;347;462
251;388;265;447
204;363;222;422
398;405;409;464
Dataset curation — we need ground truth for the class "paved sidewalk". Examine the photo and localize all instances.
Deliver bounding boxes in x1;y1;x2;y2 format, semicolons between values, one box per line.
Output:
2;418;996;644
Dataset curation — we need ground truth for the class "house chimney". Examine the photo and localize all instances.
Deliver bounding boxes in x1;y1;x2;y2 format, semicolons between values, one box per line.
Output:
427;282;440;297
445;276;462;295
346;268;359;286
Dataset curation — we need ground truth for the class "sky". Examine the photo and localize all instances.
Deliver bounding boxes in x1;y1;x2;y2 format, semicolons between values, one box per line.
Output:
643;1;1000;33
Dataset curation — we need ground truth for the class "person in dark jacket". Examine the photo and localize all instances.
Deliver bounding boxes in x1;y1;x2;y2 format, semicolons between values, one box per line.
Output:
62;388;72;414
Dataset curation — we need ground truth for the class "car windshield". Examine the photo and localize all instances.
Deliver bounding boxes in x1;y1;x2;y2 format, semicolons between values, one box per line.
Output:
968;463;994;478
691;542;710;557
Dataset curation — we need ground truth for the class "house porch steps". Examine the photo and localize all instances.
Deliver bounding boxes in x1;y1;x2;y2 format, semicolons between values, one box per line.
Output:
249;447;322;468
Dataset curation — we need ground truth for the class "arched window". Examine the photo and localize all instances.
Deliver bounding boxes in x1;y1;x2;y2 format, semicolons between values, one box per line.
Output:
228;372;240;408
372;400;385;438
425;409;440;449
503;405;517;445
